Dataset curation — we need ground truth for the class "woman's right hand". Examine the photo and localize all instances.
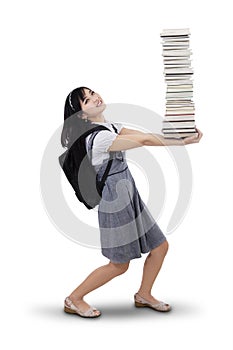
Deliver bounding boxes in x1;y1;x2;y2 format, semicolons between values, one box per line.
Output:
183;128;203;145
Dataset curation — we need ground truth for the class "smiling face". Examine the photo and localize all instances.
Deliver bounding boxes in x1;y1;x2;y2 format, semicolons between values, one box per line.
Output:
79;88;106;121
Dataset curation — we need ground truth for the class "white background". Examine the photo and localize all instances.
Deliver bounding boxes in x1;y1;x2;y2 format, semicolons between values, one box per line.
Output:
1;0;233;349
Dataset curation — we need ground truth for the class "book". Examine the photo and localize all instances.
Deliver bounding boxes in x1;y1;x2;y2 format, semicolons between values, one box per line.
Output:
161;28;190;36
165;75;193;80
161;132;198;139
160;28;196;138
165;80;194;85
163;50;192;56
165;112;195;116
164;68;193;74
167;85;193;89
163;121;195;128
161;36;190;41
164;116;195;121
162;42;189;46
162;128;196;133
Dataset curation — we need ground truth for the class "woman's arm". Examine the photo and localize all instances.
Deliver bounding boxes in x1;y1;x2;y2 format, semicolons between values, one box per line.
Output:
119;127;203;144
146;128;203;146
119;127;146;136
107;127;203;152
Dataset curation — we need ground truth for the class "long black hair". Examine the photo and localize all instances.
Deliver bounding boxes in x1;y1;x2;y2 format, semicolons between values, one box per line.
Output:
61;86;96;148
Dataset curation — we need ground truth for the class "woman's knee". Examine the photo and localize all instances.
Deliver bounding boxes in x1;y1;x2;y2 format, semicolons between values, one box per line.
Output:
109;261;130;275
151;240;169;257
163;240;169;254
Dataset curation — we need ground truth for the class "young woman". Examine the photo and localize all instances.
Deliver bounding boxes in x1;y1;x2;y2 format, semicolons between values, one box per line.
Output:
61;86;203;318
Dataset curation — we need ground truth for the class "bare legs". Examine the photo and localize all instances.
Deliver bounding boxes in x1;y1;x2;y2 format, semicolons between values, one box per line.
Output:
68;240;169;314
69;261;129;314
137;240;169;303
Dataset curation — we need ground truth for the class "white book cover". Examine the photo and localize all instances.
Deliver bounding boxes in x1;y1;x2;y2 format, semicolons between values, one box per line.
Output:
161;28;190;36
164;116;195;121
163;120;195;126
162;42;190;46
163;50;192;56
163;132;198;139
164;68;193;73
167;87;193;91
166;80;194;85
163;128;196;133
161;37;190;42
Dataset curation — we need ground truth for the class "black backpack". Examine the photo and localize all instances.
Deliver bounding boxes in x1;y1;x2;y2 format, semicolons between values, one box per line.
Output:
58;124;118;209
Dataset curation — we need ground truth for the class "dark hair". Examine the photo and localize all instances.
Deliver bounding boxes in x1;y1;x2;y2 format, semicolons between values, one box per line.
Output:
61;86;95;148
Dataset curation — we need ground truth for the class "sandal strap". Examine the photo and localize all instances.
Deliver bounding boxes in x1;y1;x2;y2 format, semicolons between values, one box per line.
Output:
64;297;100;317
134;293;170;311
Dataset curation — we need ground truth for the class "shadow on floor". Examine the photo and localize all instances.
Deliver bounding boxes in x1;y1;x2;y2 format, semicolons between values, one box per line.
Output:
29;299;202;321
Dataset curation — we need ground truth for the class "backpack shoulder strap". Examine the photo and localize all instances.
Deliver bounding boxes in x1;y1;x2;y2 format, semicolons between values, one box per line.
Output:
89;131;100;163
88;124;118;157
97;124;118;184
111;123;118;134
87;123;119;165
86;129;114;188
99;158;113;187
87;125;116;184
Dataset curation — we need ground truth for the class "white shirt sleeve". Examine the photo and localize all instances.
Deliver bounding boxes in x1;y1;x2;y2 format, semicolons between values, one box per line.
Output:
92;130;118;153
113;122;124;134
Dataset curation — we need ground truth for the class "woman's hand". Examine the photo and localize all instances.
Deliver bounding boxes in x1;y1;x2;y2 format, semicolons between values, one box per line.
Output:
183;128;203;145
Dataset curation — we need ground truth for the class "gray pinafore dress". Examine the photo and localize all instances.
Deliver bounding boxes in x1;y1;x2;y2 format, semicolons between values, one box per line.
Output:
87;129;167;264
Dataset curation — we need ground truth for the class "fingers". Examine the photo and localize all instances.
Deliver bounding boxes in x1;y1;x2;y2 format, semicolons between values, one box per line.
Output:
184;134;198;144
196;128;203;142
195;128;203;141
183;128;203;144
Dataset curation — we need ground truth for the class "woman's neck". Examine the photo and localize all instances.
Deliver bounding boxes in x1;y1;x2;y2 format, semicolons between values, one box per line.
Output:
89;114;106;123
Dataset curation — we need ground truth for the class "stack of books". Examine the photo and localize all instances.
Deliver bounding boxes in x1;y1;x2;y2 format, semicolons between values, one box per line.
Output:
160;28;197;139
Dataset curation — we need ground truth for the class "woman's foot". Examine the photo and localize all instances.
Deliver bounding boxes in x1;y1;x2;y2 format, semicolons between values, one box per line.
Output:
64;296;101;318
134;292;171;312
136;292;161;304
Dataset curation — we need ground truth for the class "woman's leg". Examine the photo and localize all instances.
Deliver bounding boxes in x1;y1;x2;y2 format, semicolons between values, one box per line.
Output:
137;240;169;303
68;261;129;313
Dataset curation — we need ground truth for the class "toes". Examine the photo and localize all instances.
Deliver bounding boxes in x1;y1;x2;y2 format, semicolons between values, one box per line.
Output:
92;310;101;317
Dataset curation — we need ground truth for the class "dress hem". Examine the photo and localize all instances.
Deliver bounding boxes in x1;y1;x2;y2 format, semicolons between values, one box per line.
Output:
101;236;167;264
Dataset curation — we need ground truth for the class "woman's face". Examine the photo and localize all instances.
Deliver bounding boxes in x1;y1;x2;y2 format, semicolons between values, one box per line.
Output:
79;88;105;119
